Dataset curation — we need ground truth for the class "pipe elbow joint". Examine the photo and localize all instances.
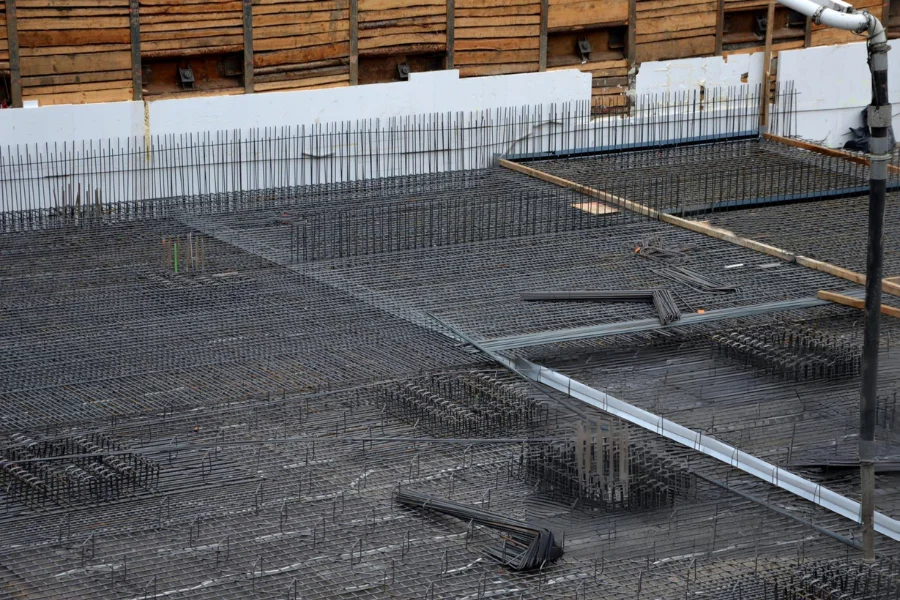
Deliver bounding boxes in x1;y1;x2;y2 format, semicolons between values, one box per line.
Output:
858;11;874;35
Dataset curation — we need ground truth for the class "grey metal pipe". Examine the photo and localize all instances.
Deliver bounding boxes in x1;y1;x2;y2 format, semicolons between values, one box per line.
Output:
776;0;890;563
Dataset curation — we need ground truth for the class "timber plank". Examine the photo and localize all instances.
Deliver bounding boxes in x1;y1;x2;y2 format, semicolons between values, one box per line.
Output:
548;0;628;29
24;87;132;105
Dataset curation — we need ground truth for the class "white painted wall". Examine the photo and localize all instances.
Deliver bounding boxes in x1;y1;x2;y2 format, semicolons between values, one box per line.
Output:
631;43;900;148
775;42;899;148
0;69;591;149
0;66;759;212
0;100;145;148
148;70;592;136
635;53;766;94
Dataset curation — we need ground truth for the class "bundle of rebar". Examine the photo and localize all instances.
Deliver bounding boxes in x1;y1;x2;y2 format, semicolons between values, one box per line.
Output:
395;489;563;571
651;289;681;325
652;266;737;293
711;324;862;381
381;374;547;437
521;289;681;325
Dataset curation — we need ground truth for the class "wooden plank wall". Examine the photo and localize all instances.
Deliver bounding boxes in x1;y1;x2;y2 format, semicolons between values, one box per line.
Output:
0;3;8;75
139;0;243;58
547;0;629;109
635;0;717;62
0;0;886;106
358;0;446;55
721;0;803;56
251;0;350;92
16;0;132;106
548;0;627;30
453;0;542;77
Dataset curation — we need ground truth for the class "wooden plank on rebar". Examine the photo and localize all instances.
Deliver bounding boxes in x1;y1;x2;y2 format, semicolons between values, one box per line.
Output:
499;159;630;215
350;0;359;85
5;0;21;108
129;0;142;100
817;290;900;319
764;132;900;174
499;157;900;299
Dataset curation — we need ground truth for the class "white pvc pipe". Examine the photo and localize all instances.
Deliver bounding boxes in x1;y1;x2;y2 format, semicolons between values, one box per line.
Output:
776;0;887;45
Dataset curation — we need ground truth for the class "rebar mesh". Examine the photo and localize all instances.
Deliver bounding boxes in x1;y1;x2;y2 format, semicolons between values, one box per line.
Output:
4;124;900;600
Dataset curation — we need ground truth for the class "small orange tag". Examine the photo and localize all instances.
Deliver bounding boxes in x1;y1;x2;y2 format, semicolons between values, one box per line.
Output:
697;309;706;314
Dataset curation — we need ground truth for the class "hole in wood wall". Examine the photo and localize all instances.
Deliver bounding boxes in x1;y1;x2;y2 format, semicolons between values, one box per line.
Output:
141;53;244;99
358;52;446;85
547;26;627;68
723;7;805;51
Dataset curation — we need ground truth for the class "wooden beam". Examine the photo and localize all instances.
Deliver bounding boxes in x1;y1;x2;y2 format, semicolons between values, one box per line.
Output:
804;16;812;47
499;158;644;216
5;0;22;108
627;0;636;67
539;0;548;72
818;290;900;319
242;0;253;93
129;0;142;101
349;0;359;85
446;0;454;69
760;0;775;129
765;133;900;174
714;0;725;56
499;157;900;299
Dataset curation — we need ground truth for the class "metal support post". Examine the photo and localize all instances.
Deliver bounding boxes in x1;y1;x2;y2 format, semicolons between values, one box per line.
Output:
861;35;891;563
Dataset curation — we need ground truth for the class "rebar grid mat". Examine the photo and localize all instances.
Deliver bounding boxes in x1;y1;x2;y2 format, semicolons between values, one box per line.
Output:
710;323;863;381
533;314;900;514
701;190;900;277
0;378;886;600
4;133;900;598
288;187;631;263
0;167;566;235
0;85;786;230
523;138;884;216
0;220;480;432
300;219;862;343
